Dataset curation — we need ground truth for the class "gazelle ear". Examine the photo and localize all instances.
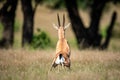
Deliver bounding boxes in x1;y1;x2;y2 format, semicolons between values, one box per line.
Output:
53;23;58;30
64;23;71;30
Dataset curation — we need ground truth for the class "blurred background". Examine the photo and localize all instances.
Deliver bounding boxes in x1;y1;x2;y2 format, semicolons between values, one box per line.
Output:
1;0;120;80
0;0;120;51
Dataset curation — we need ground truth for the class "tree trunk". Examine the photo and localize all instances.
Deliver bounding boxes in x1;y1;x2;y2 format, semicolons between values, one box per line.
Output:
0;0;18;48
21;0;34;47
64;0;87;48
87;0;106;47
65;0;116;49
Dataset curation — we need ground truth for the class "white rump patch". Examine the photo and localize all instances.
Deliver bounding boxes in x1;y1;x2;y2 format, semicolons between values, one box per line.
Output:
55;55;65;64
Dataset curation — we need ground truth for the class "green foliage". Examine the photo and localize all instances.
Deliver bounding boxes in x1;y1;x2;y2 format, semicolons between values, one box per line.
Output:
100;23;120;39
0;22;3;31
77;0;93;10
100;27;107;38
0;22;3;39
42;0;65;9
14;20;20;32
0;20;20;33
0;20;20;40
112;22;120;38
31;28;52;49
41;0;93;10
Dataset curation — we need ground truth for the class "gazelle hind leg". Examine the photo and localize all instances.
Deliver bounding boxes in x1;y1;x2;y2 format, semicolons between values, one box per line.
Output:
49;58;57;71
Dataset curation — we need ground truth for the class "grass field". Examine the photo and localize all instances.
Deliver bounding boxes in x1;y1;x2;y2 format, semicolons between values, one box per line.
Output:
0;49;120;80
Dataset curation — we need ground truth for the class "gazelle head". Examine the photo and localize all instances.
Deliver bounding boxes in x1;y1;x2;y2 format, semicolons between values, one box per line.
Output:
53;14;70;39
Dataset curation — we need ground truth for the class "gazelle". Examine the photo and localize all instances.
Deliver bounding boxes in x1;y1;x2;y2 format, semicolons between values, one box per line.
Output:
50;14;71;71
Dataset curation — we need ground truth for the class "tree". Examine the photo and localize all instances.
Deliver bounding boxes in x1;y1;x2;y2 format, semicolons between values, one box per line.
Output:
0;0;18;48
65;0;117;49
21;0;42;47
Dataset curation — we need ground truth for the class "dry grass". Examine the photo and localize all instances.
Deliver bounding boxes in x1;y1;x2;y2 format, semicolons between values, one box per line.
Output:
0;49;120;80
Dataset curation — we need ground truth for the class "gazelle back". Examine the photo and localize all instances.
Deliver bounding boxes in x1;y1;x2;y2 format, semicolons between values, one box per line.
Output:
50;14;71;70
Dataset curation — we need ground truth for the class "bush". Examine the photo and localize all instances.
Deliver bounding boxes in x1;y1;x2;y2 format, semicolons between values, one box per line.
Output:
31;28;52;49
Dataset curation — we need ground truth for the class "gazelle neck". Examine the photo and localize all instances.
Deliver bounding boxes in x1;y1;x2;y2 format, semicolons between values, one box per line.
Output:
58;27;65;40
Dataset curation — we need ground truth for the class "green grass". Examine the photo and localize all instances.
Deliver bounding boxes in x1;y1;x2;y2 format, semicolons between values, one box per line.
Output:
0;49;120;80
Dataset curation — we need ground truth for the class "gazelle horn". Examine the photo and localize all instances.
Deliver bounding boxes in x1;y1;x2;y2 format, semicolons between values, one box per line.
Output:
63;14;65;27
57;13;61;26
